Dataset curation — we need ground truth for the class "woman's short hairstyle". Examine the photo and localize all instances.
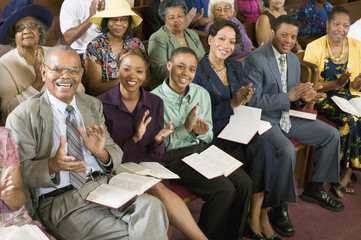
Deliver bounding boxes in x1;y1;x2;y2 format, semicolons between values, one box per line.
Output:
208;0;234;20
208;19;241;44
118;47;150;70
158;0;188;22
208;20;241;53
7;17;49;47
328;5;351;22
100;17;134;40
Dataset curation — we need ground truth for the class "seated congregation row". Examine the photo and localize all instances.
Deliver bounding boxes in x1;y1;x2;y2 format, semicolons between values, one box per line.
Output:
1;0;361;240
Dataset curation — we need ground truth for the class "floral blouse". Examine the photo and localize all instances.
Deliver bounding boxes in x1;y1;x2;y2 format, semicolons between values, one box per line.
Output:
0;127;38;228
295;0;333;37
85;33;144;82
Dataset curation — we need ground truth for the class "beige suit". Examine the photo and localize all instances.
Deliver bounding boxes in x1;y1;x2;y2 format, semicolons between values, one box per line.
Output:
6;91;168;240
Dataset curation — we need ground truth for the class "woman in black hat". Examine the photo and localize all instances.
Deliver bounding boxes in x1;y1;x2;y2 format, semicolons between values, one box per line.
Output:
0;0;84;126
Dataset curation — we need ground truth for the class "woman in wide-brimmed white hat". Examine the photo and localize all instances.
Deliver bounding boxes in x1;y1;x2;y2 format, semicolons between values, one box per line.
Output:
84;0;143;96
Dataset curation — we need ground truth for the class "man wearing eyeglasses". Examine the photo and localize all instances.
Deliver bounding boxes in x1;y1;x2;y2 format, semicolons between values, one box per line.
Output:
5;45;169;240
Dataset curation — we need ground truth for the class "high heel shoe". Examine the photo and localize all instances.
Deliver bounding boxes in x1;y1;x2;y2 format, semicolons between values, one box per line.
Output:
262;232;282;240
244;223;265;240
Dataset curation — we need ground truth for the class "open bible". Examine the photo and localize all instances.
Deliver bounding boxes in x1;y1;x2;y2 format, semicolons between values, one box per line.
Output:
0;224;50;240
115;162;180;179
331;95;361;117
182;145;243;179
217;105;272;144
86;172;160;209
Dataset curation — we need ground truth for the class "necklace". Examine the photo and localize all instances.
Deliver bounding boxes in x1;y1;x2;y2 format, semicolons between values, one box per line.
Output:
209;59;226;74
327;36;345;62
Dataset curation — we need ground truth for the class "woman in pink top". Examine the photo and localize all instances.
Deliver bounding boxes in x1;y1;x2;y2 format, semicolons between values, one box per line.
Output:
236;0;264;22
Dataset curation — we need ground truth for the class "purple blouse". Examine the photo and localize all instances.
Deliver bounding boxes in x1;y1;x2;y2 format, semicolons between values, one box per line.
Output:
97;84;166;164
205;17;252;59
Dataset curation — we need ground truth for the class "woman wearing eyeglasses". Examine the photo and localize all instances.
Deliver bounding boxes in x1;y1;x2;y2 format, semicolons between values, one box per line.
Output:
0;0;85;126
205;0;253;60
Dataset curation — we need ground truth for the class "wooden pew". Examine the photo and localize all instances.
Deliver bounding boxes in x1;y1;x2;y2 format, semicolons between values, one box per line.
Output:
243;21;257;48
132;5;149;41
340;1;361;24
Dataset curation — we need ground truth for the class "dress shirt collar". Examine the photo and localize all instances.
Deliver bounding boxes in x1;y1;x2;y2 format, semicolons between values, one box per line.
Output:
100;83;152;112
271;44;286;62
46;90;78;115
161;77;192;102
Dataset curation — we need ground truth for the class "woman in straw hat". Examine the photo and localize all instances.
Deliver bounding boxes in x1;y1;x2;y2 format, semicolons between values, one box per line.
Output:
84;0;144;96
0;0;85;126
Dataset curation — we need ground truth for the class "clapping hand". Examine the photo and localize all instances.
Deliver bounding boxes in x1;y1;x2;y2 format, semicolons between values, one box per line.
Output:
301;84;326;103
0;165;16;201
78;125;107;158
154;120;174;145
89;0;105;17
337;68;352;88
184;103;199;133
230;83;255;108
351;73;361;91
193;118;209;135
133;110;152;143
48;136;87;175
186;7;204;28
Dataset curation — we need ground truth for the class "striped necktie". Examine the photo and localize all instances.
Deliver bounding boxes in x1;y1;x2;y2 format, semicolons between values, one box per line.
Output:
66;105;87;190
279;55;291;133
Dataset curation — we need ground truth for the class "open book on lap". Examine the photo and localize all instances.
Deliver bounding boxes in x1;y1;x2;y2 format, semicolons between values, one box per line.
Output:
331;95;361;117
182;145;243;179
115;162;180;179
86;172;160;209
0;224;50;240
217;105;272;144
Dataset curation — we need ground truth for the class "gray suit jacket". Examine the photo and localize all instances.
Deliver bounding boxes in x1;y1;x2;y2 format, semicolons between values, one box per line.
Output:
242;41;304;125
5;91;123;218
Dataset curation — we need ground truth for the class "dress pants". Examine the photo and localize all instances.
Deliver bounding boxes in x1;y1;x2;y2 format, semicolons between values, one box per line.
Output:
215;134;280;208
162;142;252;240
38;175;169;240
263;117;340;202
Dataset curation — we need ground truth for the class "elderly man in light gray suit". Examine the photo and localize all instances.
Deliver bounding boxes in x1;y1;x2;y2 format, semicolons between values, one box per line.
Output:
6;45;168;240
242;15;343;238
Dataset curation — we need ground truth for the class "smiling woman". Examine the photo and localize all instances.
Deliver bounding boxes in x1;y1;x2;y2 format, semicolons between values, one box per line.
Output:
147;0;206;89
84;0;144;96
0;0;52;126
192;20;282;240
0;0;86;126
97;47;208;240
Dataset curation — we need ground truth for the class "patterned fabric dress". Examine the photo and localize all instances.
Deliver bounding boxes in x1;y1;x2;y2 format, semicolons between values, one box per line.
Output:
0;127;39;227
85;33;144;82
314;56;361;172
294;0;333;37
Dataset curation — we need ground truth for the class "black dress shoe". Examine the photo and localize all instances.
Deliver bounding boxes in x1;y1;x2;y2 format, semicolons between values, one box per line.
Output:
300;184;344;212
262;233;282;240
244;223;266;240
269;201;295;237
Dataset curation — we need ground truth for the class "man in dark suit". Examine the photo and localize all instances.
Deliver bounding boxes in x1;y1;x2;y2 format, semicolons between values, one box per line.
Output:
6;45;168;240
242;15;343;237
